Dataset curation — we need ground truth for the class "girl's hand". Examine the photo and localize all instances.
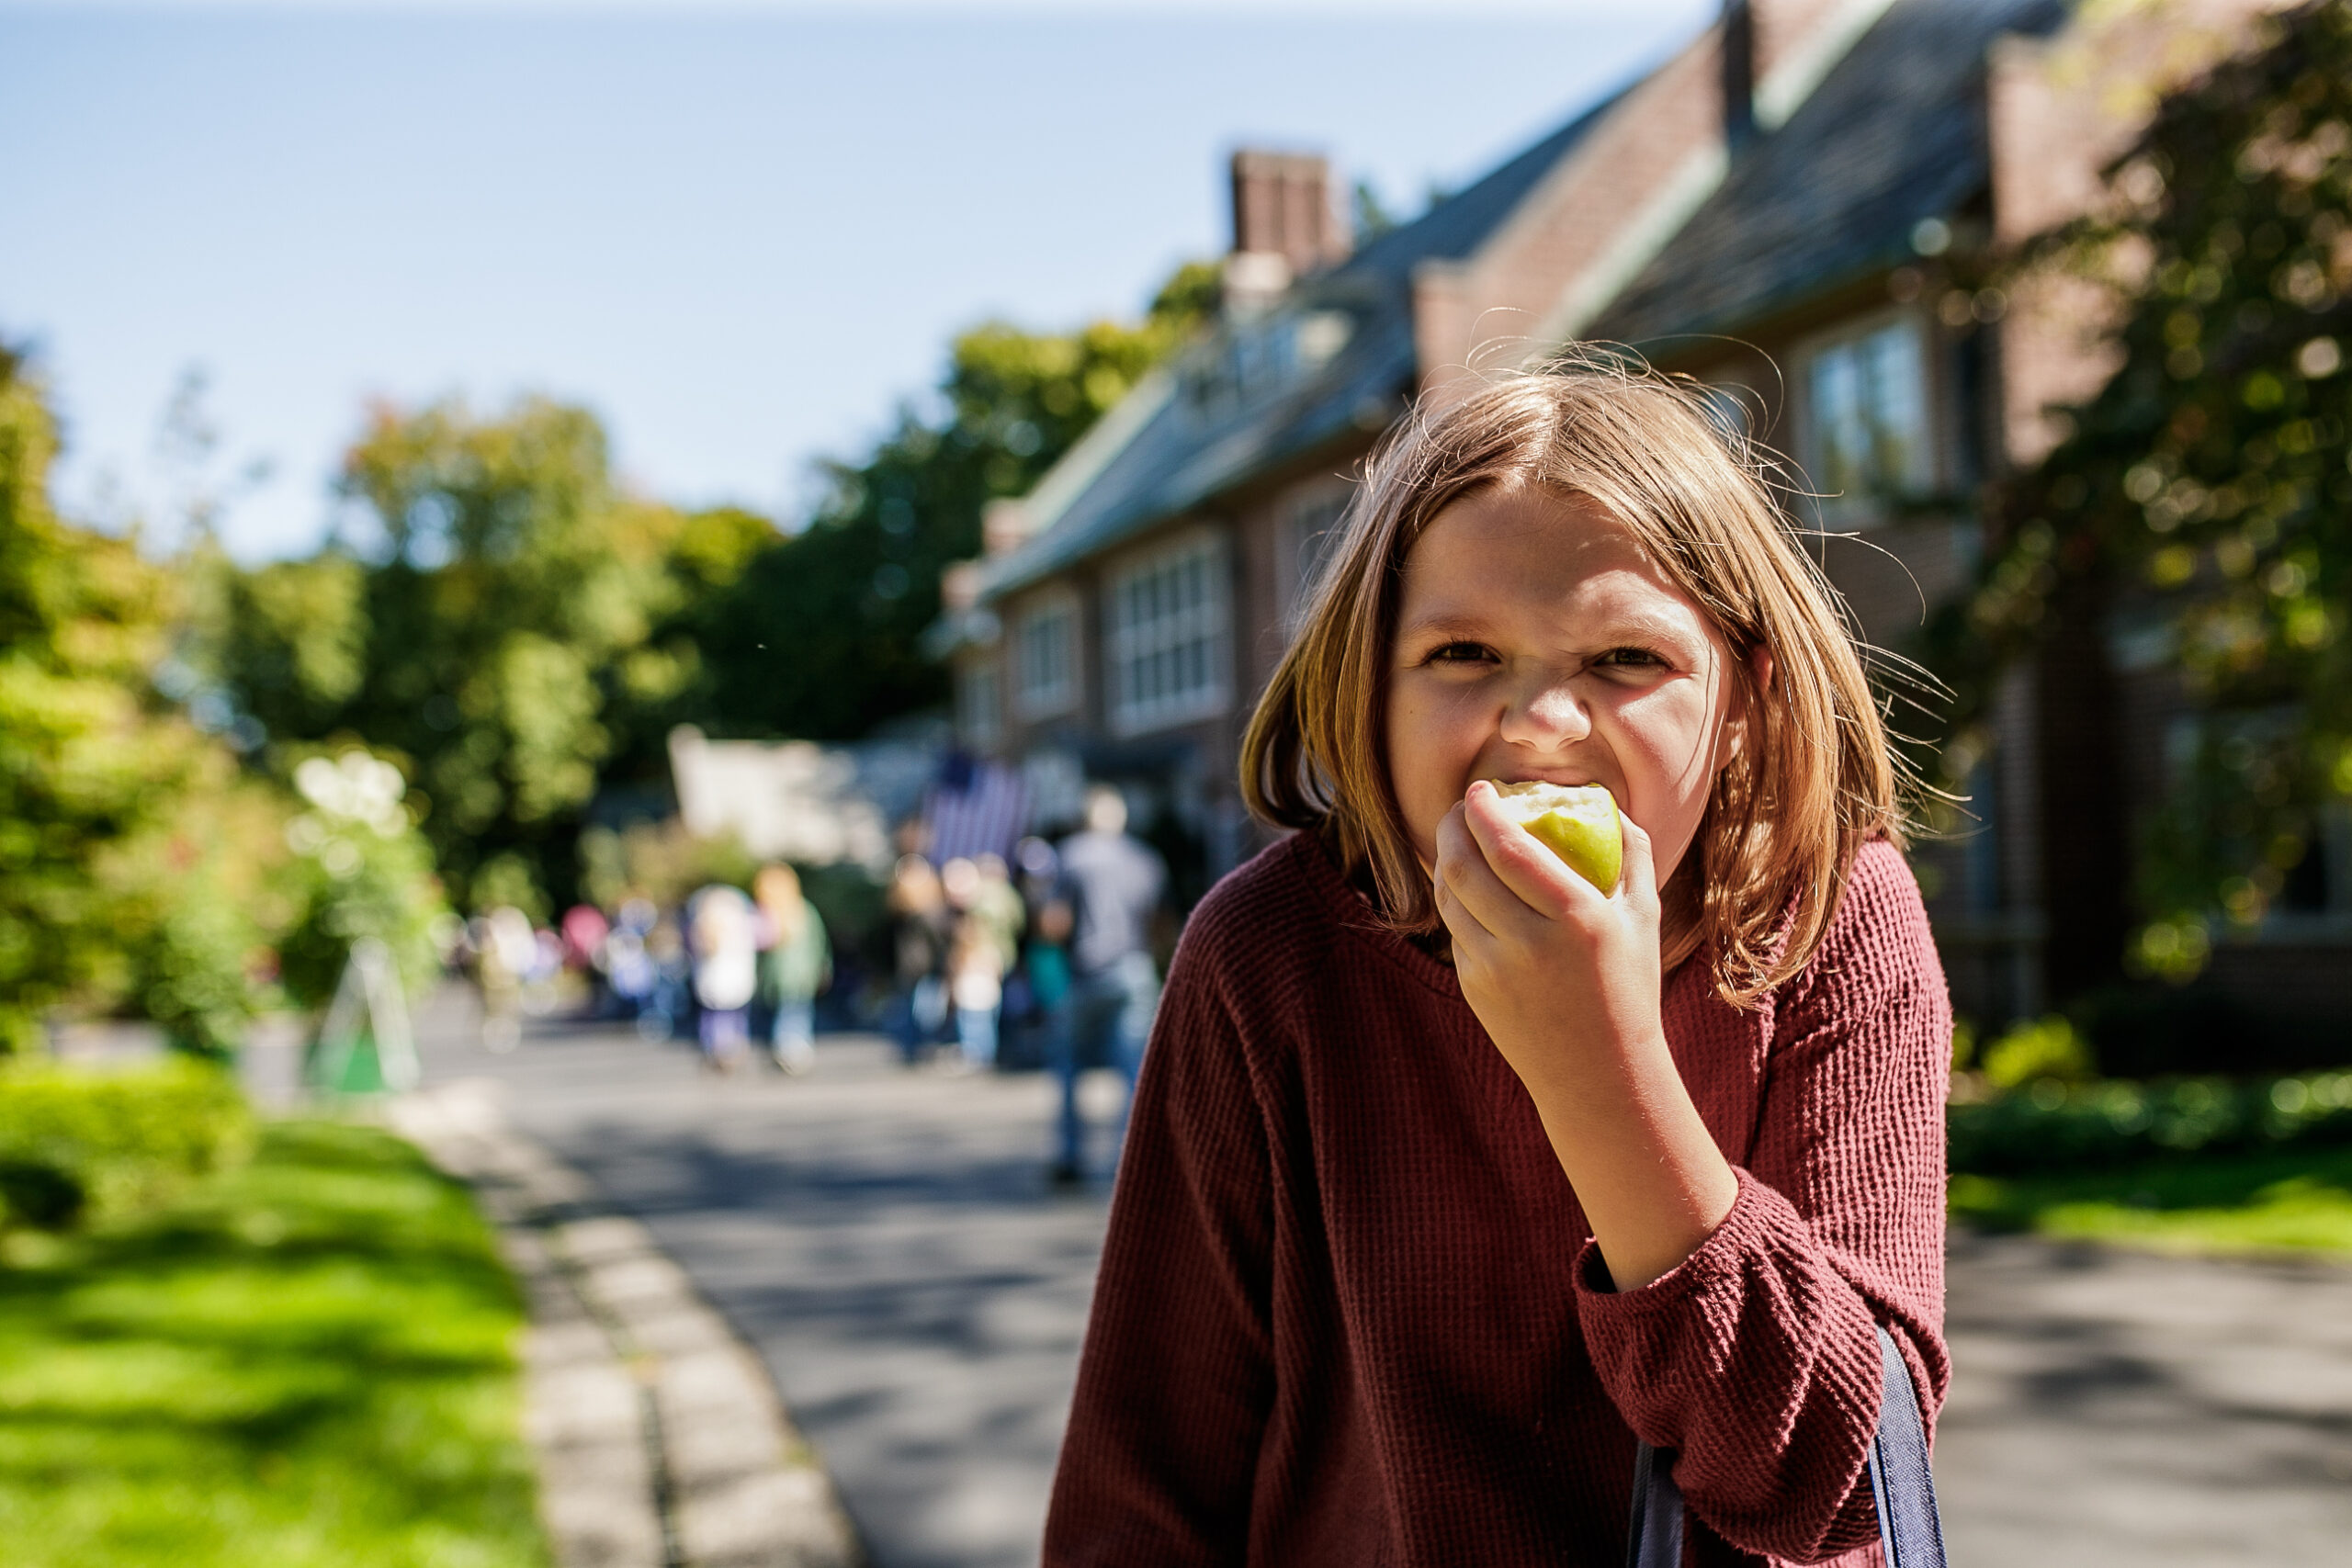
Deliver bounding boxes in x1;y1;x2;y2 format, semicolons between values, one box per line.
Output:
1433;779;1665;1088
1433;778;1736;1291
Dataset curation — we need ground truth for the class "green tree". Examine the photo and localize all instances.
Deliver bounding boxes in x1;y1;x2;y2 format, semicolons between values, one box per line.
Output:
693;261;1220;740
0;344;278;1055
216;396;761;911
596;503;780;784
1939;1;2352;981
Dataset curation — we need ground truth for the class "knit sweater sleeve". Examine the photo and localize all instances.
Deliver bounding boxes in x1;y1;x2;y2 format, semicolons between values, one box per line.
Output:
1043;904;1273;1566
1574;840;1951;1563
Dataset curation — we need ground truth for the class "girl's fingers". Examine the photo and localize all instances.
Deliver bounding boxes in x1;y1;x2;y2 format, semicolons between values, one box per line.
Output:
1461;781;1596;920
1431;866;1492;947
1433;801;1519;937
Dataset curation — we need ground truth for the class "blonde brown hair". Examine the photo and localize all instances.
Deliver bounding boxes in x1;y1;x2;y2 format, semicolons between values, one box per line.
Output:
1240;356;1913;1007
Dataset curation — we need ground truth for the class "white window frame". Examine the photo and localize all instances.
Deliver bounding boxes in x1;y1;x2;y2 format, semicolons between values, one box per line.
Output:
1104;527;1231;738
1011;587;1080;721
956;657;1002;750
1799;310;1932;521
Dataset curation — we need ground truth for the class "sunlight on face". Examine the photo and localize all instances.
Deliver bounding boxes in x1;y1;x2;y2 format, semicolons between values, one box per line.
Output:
1384;482;1742;886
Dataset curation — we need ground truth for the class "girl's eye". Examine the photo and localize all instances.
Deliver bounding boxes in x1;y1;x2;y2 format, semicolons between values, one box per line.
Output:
1596;646;1667;670
1426;641;1494;665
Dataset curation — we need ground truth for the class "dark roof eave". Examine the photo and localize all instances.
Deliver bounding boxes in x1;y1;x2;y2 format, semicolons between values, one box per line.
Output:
974;373;1409;606
1600;236;1955;360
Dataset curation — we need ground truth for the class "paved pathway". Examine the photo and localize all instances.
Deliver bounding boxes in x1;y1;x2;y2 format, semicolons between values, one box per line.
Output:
1937;1233;2352;1566
413;993;2352;1568
415;993;1116;1568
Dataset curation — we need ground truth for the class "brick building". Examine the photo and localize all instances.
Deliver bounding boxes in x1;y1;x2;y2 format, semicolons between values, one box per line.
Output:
929;0;2346;1031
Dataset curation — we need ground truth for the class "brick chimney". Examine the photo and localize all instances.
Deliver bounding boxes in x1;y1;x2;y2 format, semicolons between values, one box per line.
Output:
1721;0;1758;148
1227;150;1346;310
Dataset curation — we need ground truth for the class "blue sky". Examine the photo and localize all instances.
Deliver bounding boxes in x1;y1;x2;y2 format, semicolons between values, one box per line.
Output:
1;1;1714;558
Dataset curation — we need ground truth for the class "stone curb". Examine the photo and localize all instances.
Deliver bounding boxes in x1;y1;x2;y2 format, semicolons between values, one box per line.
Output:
390;1078;866;1568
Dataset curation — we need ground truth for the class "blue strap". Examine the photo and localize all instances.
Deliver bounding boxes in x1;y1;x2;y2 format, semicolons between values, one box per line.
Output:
1626;1323;1947;1568
1623;1438;1684;1568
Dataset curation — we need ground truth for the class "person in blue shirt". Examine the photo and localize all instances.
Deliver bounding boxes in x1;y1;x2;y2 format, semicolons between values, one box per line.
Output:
1045;784;1166;1187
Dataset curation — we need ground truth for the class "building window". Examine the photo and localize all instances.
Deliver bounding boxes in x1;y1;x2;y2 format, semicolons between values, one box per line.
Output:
1805;315;1929;513
956;659;1001;750
1105;530;1230;736
1012;590;1079;720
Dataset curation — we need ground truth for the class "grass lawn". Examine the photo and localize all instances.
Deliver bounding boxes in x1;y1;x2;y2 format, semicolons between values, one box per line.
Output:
1951;1144;2352;1259
0;1119;547;1568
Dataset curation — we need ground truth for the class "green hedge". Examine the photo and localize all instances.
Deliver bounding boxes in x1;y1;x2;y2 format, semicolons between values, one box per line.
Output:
0;1057;254;1229
1950;1069;2352;1177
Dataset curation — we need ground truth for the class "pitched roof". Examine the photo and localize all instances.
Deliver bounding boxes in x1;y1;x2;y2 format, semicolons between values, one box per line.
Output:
1589;0;2064;350
969;87;1630;607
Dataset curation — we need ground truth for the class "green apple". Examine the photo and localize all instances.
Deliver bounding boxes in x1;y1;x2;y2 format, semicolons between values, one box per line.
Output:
1488;781;1623;894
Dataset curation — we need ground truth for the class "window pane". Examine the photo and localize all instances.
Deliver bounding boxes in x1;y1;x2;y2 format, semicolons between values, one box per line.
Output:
1864;322;1925;490
1812;343;1862;497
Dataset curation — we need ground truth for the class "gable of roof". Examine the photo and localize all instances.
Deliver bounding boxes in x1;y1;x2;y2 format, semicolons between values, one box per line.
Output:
1589;0;2065;351
969;90;1632;608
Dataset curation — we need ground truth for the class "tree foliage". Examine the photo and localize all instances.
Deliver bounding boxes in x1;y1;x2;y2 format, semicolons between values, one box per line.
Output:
212;396;775;910
0;344;282;1055
1940;0;2352;979
209;261;1217;909
691;261;1220;741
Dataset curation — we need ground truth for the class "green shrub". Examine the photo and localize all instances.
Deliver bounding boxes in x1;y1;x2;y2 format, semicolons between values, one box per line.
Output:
1980;1014;2098;1088
1950;1068;2352;1176
0;1057;254;1229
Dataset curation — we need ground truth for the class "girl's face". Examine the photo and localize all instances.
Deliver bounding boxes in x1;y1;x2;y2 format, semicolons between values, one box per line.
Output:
1385;481;1745;888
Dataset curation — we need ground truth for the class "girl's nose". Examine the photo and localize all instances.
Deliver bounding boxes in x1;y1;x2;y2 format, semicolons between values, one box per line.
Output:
1498;676;1590;750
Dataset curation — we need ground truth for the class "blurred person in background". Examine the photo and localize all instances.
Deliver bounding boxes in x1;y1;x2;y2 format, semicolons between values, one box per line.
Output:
1015;836;1074;1073
475;904;537;1054
1046;784;1166;1186
944;911;1004;1074
942;853;1029;1073
687;884;758;1071
646;906;693;1041
523;925;565;1017
886;852;951;1066
970;852;1027;958
560;903;611;1017
975;852;1031;1061
752;863;830;1076
605;897;662;1033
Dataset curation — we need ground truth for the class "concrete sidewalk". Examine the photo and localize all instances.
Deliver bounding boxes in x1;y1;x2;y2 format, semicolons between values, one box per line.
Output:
412;990;2352;1567
1936;1231;2352;1566
414;992;1115;1568
392;1077;865;1568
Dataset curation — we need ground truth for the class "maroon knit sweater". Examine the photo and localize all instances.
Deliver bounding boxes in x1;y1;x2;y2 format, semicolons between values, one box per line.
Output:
1044;831;1950;1568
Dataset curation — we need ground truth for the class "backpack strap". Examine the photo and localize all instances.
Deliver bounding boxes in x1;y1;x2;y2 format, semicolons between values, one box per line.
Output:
1625;1323;1947;1568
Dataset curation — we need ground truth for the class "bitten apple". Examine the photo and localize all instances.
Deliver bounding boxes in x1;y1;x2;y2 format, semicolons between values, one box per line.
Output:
1487;781;1623;895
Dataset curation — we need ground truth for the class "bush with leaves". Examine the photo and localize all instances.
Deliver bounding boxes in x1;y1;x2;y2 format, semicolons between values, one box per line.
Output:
1950;1066;2352;1176
0;343;287;1055
576;818;757;910
0;1055;254;1229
